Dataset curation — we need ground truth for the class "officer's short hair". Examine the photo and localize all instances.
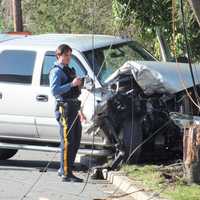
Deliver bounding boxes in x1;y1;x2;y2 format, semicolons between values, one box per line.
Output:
56;44;72;59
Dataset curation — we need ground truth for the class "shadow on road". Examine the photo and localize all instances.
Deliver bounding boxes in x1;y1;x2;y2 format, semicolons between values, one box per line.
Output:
0;159;59;171
0;159;88;172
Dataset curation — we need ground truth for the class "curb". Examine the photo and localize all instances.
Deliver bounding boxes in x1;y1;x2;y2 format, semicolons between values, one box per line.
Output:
106;171;167;200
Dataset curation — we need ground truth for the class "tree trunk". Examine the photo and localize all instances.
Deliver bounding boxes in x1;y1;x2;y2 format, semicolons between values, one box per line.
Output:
183;124;200;184
188;0;200;28
12;0;23;32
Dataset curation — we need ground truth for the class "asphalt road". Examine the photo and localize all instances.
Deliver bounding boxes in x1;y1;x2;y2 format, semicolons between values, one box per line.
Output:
0;150;133;200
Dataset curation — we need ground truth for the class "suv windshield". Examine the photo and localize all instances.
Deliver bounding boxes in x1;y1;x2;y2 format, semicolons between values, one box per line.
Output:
83;41;156;84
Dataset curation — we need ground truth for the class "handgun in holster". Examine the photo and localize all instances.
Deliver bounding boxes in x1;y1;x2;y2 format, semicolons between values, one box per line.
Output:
56;101;69;120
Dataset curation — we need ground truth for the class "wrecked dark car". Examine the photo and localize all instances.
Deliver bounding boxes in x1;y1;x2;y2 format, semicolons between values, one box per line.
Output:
86;60;200;166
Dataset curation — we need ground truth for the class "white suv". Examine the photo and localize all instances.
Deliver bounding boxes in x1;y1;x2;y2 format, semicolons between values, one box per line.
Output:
0;34;158;160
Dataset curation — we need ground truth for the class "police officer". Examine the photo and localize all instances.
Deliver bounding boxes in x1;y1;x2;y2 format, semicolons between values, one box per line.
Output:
49;44;83;182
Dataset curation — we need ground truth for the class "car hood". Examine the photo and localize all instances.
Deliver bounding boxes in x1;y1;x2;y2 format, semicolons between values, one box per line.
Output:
105;61;200;95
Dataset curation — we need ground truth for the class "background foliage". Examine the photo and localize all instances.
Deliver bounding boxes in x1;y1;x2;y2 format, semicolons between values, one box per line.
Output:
0;0;200;62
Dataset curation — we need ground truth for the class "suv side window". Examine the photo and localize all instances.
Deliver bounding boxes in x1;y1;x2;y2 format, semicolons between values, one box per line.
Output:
0;50;36;84
40;51;86;86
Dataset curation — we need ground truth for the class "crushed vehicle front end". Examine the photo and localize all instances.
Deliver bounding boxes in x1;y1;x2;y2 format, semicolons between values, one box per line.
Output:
87;60;200;166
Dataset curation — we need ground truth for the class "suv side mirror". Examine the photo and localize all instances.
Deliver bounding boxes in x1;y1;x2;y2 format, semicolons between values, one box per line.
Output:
82;75;94;91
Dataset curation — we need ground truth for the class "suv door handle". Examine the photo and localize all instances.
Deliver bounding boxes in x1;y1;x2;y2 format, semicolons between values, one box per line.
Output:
0;92;2;99
36;95;48;102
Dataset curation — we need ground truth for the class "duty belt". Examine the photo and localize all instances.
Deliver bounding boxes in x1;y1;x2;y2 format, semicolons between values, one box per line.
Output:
56;99;81;111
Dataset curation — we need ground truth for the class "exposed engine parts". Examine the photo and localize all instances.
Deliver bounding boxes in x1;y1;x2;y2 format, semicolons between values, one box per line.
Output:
88;61;200;174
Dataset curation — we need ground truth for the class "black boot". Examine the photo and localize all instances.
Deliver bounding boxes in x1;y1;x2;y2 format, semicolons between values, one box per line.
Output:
61;175;72;182
69;173;84;183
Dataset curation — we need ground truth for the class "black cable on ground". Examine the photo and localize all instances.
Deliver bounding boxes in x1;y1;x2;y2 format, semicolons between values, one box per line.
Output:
19;151;58;200
129;75;134;159
78;0;96;194
125;120;171;164
79;0;133;194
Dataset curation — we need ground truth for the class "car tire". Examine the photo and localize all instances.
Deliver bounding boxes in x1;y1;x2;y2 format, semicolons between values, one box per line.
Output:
0;149;18;160
120;118;143;164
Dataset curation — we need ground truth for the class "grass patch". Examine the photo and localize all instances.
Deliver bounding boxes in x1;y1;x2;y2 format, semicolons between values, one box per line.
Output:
121;164;200;200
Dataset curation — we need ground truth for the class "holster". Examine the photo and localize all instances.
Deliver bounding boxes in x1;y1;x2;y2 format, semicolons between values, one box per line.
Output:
55;99;81;122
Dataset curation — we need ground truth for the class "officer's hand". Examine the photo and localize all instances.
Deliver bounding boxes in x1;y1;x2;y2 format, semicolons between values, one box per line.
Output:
79;111;87;123
72;77;82;87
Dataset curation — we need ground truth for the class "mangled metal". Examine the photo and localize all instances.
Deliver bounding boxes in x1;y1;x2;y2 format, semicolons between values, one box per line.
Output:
170;112;200;131
87;60;200;169
105;61;176;95
105;61;200;95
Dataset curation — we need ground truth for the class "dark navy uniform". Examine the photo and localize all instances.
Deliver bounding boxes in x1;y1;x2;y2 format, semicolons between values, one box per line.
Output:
49;62;82;177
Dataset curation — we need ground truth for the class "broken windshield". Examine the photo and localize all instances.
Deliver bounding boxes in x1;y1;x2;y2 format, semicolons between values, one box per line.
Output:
83;41;156;84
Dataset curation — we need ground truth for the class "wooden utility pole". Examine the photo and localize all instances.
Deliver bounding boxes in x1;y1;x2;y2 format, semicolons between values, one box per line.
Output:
188;0;200;28
183;124;200;184
12;0;23;32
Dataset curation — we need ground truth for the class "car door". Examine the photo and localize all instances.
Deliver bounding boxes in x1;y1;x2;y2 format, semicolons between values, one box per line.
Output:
35;51;87;140
0;49;38;138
